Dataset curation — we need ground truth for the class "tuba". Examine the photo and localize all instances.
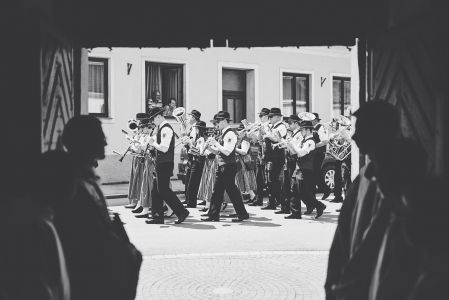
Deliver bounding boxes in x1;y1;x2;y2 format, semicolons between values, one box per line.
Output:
327;116;351;161
173;107;188;135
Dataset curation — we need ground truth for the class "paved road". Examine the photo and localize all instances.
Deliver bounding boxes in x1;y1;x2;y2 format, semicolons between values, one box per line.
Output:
109;196;340;300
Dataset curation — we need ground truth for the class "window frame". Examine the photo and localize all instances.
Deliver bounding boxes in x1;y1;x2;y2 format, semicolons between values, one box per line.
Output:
332;76;351;116
222;90;247;124
88;57;109;118
282;72;311;115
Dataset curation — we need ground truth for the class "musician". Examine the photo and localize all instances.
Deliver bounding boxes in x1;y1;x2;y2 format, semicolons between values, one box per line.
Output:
145;107;190;224
261;107;288;210
289;120;327;219
185;121;207;208
182;109;202;205
277;114;303;217
201;111;249;222
235;124;257;202
126;113;149;210
327;116;351;203
311;113;329;196
248;108;270;206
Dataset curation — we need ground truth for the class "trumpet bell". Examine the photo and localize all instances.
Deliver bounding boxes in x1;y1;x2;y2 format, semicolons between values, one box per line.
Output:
128;119;139;131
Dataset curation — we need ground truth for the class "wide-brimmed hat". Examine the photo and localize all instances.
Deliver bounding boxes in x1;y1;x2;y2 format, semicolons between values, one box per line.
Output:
288;114;301;123
268;107;282;117
192;120;207;128
258;108;270;117
188;109;201;120
147;107;165;120
312;113;321;121
214;111;232;121
300;120;314;128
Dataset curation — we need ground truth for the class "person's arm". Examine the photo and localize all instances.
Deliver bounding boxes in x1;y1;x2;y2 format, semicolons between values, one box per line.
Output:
149;126;172;153
211;132;237;156
292;140;315;157
235;140;250;155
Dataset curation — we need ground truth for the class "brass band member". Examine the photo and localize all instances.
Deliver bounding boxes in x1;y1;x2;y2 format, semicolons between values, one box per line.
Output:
183;109;202;205
235;124;257;201
145;107;190;224
261;107;288;210
312;113;329;196
248;108;270;206
289;120;327;218
185;120;207;208
201;111;249;222
277;114;303;217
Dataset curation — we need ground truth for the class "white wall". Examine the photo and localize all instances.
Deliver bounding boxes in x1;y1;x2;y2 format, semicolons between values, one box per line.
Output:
90;46;351;183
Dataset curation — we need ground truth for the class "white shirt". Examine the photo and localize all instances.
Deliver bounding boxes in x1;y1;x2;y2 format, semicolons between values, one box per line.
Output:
273;120;288;138
156;120;173;152
217;126;238;156
296;134;315;157
238;140;250;155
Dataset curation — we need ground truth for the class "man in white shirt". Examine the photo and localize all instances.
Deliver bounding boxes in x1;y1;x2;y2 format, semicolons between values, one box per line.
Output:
145;107;190;224
201;111;249;222
288;120;327;219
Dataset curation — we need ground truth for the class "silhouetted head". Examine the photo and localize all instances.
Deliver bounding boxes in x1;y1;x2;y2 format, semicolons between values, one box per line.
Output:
62;115;107;163
352;100;399;156
35;150;78;208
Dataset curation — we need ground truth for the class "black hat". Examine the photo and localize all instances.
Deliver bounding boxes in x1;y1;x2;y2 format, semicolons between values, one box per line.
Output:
288;114;301;123
237;123;245;130
268;107;282;117
313;113;321;121
300;120;314;128
188;109;201;120
192;120;207;128
136;113;150;120
214;111;232;121
148;107;165;120
258;108;270;117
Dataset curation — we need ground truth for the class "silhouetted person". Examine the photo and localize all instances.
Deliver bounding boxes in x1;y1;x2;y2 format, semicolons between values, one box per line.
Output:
56;115;142;300
325;100;401;300
0;150;76;300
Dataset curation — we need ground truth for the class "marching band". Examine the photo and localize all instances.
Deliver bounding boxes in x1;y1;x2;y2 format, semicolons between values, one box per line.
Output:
118;106;352;222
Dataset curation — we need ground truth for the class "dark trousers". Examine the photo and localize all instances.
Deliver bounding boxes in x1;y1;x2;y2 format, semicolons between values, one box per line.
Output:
333;160;343;198
255;161;265;201
186;159;205;207
290;175;302;216
313;151;325;191
208;163;248;219
152;162;187;220
267;157;284;207
280;161;296;212
300;169;326;211
184;162;192;202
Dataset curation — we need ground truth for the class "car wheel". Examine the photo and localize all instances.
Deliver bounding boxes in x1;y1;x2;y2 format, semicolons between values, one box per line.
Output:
322;163;336;192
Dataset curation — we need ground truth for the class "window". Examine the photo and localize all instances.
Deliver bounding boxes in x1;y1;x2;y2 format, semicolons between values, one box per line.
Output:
145;62;183;112
333;76;351;116
88;58;109;117
222;69;246;123
282;73;310;116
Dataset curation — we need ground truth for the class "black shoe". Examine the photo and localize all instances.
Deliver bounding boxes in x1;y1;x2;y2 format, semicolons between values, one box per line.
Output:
175;210;190;224
198;200;206;206
199;207;209;212
330;197;343;203
201;217;219;222
261;205;277;210
303;207;314;215
274;210;290;214
232;214;250;222
124;203;137;209
132;206;143;214
224;213;238;218
321;191;331;200
315;205;326;219
146;218;164;224
135;213;151;218
284;214;301;219
200;213;209;217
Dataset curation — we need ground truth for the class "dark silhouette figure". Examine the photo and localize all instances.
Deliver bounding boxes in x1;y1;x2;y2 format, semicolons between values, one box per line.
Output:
55;115;142;300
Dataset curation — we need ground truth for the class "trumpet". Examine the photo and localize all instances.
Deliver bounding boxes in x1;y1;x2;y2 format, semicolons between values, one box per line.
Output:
173;107;190;136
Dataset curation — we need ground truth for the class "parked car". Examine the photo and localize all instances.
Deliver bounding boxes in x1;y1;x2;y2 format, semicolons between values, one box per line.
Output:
321;153;351;193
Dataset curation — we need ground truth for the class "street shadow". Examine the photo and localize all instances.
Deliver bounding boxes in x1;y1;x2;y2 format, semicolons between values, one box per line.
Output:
168;218;217;230
238;221;282;227
308;212;339;224
247;216;272;222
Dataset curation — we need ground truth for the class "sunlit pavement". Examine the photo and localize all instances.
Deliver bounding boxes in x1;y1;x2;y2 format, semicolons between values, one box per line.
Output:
109;195;341;300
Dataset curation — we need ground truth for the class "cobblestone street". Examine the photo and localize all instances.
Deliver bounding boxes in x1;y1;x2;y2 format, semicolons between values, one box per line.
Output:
110;196;340;299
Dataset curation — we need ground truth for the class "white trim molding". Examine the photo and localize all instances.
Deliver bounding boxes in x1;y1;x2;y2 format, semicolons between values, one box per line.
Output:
140;55;189;112
279;68;314;114
217;62;259;121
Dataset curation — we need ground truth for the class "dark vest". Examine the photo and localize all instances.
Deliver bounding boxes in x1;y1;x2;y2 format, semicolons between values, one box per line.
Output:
286;129;301;165
297;136;316;170
217;128;237;166
156;122;175;164
313;123;326;153
264;122;287;161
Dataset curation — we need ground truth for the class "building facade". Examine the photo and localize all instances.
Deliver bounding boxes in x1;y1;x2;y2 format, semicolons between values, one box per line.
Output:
89;47;352;183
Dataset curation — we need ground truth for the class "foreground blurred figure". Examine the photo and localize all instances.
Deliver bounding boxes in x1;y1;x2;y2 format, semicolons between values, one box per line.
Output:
56;115;142;300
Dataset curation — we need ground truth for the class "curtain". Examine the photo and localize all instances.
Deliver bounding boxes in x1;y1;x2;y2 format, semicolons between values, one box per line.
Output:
145;63;162;101
162;67;182;107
